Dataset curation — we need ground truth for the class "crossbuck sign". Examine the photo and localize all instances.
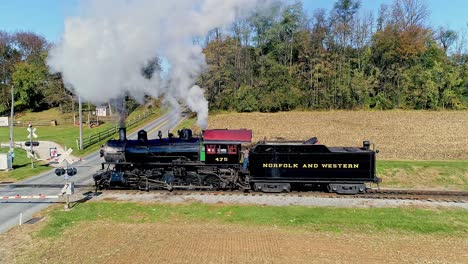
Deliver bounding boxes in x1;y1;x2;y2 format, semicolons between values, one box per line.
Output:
27;126;38;139
57;148;74;165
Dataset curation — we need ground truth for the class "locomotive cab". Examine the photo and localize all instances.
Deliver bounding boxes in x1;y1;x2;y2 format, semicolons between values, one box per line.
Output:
202;129;253;165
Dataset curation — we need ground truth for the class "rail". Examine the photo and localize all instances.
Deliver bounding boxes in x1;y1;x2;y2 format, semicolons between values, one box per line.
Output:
94;189;468;204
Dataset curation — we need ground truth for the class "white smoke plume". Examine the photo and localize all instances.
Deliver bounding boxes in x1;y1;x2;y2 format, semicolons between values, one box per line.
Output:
47;0;277;129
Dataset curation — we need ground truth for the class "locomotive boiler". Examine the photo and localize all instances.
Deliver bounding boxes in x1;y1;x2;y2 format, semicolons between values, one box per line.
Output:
95;127;253;191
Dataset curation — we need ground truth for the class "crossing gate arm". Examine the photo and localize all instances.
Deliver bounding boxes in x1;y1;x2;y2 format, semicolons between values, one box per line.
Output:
2;194;61;199
0;183;94;188
1;182;79;200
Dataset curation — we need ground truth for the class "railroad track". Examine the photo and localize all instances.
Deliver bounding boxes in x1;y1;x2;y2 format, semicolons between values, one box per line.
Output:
3;182;467;203
95;188;468;204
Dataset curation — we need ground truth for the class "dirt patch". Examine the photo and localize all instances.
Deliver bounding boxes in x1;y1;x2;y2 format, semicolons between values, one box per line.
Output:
2;221;467;264
203;110;468;160
0;218;46;263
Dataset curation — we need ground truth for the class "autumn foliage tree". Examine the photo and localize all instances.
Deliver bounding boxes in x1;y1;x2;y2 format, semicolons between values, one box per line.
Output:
0;0;467;114
198;0;467;111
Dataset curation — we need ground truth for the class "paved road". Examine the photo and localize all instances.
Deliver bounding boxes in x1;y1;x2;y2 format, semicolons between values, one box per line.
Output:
0;112;185;233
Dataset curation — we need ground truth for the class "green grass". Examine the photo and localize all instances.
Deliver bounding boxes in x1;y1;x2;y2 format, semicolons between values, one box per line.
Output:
0;125;109;153
0;148;51;182
377;160;468;190
15;108;74;123
38;202;468;238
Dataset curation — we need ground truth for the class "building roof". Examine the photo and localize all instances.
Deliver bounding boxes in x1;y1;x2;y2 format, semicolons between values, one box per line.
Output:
203;129;252;143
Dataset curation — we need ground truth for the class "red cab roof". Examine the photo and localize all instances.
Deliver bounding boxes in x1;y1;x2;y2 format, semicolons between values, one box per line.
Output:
203;129;252;143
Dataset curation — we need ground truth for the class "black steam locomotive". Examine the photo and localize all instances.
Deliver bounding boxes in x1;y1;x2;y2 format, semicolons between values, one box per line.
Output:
94;127;380;194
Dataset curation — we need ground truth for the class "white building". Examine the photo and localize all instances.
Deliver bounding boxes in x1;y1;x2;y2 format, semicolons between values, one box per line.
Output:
96;106;109;117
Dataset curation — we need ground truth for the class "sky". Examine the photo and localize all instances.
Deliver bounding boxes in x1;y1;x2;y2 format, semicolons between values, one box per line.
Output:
0;0;467;42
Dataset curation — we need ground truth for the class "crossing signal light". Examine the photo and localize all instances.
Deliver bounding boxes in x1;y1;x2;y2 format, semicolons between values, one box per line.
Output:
25;141;40;147
55;168;66;176
67;168;77;176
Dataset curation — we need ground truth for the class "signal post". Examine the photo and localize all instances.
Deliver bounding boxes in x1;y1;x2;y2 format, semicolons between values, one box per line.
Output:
26;124;39;168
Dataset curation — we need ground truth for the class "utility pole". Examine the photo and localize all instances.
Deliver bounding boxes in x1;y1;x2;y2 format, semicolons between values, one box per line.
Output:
79;96;83;150
87;101;90;125
29;125;34;168
9;85;14;154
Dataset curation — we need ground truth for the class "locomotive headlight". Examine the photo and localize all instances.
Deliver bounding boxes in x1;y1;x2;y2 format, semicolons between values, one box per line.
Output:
363;141;370;150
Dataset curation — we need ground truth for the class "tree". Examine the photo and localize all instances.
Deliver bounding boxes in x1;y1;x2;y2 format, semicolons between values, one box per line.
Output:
12;61;47;111
436;27;458;53
330;0;360;48
195;0;467;111
14;31;48;62
0;31;21;113
391;0;429;30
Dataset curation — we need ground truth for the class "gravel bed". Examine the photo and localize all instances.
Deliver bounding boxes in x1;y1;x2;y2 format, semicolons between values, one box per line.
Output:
91;192;468;209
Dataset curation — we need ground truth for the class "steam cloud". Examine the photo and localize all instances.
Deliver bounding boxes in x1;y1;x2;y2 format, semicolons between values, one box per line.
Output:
47;0;276;129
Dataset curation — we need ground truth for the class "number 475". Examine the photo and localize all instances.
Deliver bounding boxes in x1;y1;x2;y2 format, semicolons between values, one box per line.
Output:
215;157;228;162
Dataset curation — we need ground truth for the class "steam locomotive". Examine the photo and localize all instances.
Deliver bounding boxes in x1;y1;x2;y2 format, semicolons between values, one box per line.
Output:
94;127;380;194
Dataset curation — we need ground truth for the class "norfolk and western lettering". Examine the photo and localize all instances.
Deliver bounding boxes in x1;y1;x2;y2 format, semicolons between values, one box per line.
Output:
262;163;360;169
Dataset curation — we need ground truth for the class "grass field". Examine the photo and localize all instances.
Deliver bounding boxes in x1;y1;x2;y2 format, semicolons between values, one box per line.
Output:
15;108;74;124
37;202;468;237
0;148;51;182
377;160;468;190
1;202;467;263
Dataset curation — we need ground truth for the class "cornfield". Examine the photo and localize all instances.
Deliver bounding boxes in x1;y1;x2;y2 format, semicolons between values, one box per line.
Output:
204;110;468;160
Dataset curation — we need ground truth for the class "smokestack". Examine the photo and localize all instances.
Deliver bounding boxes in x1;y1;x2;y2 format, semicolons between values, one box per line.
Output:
119;127;126;141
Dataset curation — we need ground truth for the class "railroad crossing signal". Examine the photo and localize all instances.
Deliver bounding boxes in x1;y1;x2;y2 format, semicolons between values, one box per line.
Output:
60;182;75;195
55;168;66;176
57;148;74;165
26;150;38;159
27;126;38;139
66;167;77;176
26;124;39;168
54;167;77;177
25;141;39;147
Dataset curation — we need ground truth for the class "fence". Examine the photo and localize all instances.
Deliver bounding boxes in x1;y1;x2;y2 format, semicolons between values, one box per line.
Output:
78;110;154;149
13;120;58;127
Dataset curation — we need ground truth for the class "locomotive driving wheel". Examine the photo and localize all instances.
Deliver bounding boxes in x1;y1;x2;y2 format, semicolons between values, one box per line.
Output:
202;175;221;190
184;172;201;187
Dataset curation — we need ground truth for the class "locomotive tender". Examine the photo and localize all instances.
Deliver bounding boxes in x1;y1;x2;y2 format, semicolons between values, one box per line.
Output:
94;127;380;194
